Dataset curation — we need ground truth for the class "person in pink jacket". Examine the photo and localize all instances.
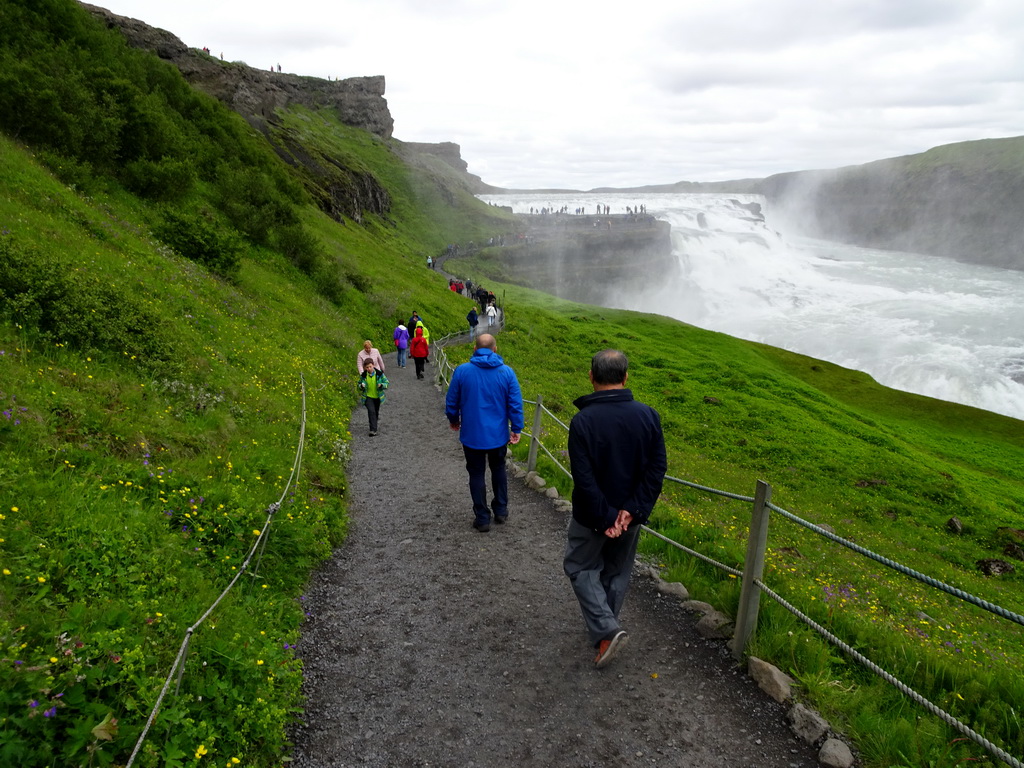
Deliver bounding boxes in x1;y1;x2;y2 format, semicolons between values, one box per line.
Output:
356;340;386;375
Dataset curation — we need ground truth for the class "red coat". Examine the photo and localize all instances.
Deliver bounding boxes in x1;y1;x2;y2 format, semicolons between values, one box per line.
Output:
409;329;429;359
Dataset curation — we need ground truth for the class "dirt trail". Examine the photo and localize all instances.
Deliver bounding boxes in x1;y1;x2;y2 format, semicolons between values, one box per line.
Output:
288;348;820;767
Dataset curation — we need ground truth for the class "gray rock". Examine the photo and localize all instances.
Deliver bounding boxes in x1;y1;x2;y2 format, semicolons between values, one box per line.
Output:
788;702;829;745
525;472;547;490
654;580;689;600
681;600;716;615
747;657;793;703
635;565;660;580
695;610;734;640
818;738;855;768
977;558;1015;576
544;487;560;499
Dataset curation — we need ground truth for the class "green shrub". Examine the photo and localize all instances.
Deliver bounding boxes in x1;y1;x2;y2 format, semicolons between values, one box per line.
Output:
153;209;242;280
0;232;177;367
122;157;196;202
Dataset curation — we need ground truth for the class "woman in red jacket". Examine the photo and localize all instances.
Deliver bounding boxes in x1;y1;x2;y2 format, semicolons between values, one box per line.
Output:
409;326;430;380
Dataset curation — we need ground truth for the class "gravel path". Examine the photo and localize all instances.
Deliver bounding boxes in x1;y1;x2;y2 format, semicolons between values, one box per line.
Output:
289;349;821;767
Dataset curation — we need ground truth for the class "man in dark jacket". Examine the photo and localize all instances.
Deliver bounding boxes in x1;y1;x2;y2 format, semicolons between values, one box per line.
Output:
564;349;667;668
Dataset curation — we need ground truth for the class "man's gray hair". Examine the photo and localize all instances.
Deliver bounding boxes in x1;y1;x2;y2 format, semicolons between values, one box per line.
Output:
591;349;628;385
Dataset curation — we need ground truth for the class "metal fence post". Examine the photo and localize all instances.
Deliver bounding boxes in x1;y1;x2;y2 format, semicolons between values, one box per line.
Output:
527;393;543;472
731;479;772;660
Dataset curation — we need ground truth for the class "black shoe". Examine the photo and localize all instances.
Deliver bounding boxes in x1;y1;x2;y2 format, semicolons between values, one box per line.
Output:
472;520;491;533
368;430;377;436
494;515;507;524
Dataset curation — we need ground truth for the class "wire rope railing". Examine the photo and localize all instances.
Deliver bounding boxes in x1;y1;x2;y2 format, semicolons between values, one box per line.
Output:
768;503;1024;628
125;375;309;767
437;322;1022;766
758;578;1023;768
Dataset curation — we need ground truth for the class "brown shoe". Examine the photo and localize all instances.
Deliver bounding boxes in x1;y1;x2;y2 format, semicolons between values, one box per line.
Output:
594;630;628;669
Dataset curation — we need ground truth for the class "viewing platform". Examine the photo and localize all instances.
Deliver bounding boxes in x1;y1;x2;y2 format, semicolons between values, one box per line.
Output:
497;212;675;304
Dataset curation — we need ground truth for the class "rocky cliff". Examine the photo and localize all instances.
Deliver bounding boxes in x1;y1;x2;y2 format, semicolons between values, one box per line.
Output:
489;214;674;305
82;3;394;139
81;3;498;224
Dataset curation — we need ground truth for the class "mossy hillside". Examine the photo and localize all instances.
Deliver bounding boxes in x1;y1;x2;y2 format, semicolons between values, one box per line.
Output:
445;258;1024;766
269;107;518;258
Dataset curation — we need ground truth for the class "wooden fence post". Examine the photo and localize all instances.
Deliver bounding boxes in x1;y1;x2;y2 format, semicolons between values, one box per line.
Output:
732;479;772;660
527;393;543;472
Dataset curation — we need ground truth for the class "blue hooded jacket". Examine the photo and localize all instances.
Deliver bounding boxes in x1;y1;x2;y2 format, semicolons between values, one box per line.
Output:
445;348;524;450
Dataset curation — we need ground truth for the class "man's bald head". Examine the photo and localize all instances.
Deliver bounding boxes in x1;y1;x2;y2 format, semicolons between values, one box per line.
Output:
475;333;497;351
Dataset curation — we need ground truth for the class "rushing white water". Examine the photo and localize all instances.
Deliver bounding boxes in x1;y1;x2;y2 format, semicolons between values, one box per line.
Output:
480;192;1024;421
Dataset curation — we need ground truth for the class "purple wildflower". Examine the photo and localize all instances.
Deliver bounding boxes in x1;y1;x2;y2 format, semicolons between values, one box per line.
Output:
43;706;56;718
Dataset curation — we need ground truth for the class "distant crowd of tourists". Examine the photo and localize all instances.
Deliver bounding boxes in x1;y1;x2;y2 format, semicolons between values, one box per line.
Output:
528;204;646;215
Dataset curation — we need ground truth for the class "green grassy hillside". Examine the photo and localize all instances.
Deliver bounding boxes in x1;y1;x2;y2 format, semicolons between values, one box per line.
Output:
1;1;1022;767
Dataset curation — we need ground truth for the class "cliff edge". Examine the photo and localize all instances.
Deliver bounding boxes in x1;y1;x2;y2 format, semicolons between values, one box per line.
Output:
82;3;394;139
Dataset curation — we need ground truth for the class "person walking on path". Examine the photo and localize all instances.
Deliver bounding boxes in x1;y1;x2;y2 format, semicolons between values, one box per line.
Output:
408;310;422;332
413;319;430;345
393;322;410;368
466;307;479;338
356;339;386;375
357;359;389;436
409;325;430;380
563;348;667;668
485;302;497;328
445;334;524;532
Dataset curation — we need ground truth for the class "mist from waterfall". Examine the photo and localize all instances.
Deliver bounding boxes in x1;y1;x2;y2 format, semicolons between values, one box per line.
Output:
481;192;1024;421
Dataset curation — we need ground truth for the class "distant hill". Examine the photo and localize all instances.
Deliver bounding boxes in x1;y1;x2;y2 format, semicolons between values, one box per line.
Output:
757;137;1024;271
575;137;1024;272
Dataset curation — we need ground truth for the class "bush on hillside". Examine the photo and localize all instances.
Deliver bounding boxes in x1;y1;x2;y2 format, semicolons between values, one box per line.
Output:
153;209;242;280
122;157;196;202
0;232;177;367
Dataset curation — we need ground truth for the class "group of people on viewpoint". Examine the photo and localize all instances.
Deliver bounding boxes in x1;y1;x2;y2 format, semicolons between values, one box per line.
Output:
353;304;667;669
527;204;646;215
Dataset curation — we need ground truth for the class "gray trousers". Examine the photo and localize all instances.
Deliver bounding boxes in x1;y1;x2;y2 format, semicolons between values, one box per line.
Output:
563;517;641;645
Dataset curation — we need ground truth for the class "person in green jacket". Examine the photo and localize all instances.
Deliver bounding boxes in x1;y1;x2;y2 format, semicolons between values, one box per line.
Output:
357;358;389;436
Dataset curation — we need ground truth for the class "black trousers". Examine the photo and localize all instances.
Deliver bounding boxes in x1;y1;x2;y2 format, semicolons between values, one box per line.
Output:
414;357;426;378
364;397;381;432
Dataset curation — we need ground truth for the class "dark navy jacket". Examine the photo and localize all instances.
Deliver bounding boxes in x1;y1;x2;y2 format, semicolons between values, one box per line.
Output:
568;388;667;531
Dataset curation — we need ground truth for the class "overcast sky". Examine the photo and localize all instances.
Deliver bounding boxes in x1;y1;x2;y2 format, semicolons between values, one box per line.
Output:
93;0;1024;190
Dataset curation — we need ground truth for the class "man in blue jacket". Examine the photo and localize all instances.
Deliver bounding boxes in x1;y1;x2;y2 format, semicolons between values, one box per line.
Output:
564;349;667;668
446;334;524;532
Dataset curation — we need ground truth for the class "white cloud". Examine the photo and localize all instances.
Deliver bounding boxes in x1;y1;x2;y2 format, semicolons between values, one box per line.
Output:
92;0;1024;189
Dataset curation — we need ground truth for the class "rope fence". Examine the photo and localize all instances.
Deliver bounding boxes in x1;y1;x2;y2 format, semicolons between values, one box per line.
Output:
433;326;1022;767
125;375;309;767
